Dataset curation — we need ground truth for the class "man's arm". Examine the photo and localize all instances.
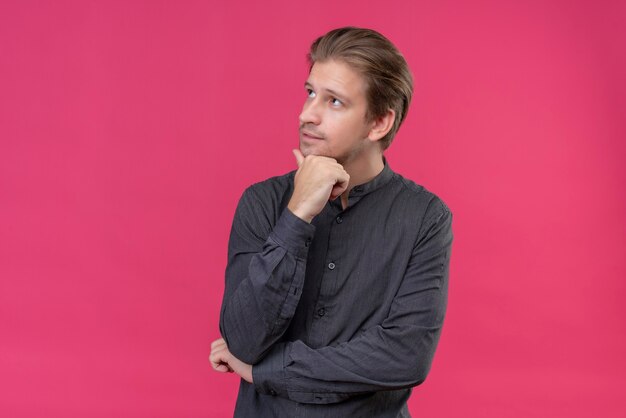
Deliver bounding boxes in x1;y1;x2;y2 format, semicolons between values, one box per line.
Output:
219;151;349;364
250;202;453;404
219;187;314;365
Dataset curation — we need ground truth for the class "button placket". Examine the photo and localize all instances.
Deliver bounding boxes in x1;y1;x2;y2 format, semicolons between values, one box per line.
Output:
310;209;340;332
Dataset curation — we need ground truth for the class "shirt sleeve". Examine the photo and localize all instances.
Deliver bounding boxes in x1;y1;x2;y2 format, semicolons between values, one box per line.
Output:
219;187;316;364
251;201;453;404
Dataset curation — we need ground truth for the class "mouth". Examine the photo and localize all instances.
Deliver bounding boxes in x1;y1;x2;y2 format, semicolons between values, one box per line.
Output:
300;129;324;141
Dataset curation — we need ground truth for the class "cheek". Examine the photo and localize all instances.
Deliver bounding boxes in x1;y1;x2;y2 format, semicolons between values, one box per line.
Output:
326;112;359;136
340;114;369;140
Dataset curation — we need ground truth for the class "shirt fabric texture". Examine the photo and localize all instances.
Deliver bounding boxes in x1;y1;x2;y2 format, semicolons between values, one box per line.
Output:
219;160;453;417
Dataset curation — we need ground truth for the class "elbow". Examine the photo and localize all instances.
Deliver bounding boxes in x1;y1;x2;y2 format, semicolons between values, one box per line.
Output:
393;353;433;389
229;342;267;365
395;364;429;389
219;328;260;365
408;359;434;388
219;302;278;365
395;326;442;388
219;322;270;365
412;367;429;387
219;310;257;364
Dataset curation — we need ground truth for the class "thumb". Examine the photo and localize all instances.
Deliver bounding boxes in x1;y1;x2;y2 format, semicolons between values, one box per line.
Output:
292;149;305;167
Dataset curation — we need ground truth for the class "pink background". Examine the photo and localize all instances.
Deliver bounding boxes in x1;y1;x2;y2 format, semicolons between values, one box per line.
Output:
1;0;625;417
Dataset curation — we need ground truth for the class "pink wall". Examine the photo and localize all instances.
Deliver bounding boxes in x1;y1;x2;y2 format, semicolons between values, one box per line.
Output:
1;0;625;416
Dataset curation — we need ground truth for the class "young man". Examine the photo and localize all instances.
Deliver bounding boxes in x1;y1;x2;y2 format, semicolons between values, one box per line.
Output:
210;27;453;417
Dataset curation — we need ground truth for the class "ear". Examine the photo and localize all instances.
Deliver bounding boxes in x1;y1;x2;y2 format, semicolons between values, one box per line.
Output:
367;109;396;142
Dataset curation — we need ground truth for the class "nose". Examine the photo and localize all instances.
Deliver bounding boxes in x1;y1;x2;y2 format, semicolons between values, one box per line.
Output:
299;98;322;126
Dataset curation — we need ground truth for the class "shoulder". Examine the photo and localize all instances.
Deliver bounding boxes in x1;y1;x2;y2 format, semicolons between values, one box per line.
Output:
233;171;296;231
242;171;296;204
388;172;453;234
391;172;452;214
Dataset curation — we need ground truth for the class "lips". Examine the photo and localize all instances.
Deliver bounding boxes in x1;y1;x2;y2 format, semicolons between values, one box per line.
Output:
300;129;324;140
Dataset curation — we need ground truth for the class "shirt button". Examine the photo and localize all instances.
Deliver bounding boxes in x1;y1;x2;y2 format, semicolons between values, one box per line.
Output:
317;308;326;317
328;262;335;270
336;216;343;224
305;237;312;247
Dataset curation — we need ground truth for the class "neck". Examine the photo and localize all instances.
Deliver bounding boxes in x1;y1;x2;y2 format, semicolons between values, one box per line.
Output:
339;149;385;208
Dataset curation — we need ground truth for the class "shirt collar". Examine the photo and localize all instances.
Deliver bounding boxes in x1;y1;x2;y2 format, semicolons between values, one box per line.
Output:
348;156;394;198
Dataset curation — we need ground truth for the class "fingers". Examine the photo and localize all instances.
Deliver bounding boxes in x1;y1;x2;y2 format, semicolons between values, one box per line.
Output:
209;345;225;367
211;338;226;349
210;338;234;373
215;364;231;373
289;152;351;217
210;348;232;373
329;185;348;200
329;169;350;200
293;149;304;167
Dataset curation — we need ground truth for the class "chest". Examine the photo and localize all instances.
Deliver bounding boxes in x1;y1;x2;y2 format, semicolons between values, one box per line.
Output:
290;197;420;346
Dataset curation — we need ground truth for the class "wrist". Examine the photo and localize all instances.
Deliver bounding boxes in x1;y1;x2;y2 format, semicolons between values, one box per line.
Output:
287;202;314;223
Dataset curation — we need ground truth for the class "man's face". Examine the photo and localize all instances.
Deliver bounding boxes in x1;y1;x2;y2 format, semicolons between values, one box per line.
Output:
299;59;374;163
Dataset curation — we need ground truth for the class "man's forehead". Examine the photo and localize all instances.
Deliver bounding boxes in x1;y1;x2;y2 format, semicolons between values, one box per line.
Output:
306;60;366;97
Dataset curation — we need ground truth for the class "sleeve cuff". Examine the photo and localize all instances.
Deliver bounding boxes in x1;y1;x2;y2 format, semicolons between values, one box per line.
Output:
253;342;288;397
269;209;316;259
252;342;353;404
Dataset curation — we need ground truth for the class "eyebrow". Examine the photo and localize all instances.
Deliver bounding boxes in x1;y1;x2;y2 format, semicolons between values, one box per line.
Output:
304;81;351;104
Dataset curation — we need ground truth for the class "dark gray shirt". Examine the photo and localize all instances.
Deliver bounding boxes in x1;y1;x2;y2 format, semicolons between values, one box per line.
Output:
219;160;453;417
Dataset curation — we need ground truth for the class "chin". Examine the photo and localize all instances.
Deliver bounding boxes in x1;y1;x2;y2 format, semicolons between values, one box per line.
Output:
300;144;327;158
305;150;334;159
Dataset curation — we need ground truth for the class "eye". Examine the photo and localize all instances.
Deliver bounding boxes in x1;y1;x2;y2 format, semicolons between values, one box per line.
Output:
307;89;316;98
330;98;342;107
